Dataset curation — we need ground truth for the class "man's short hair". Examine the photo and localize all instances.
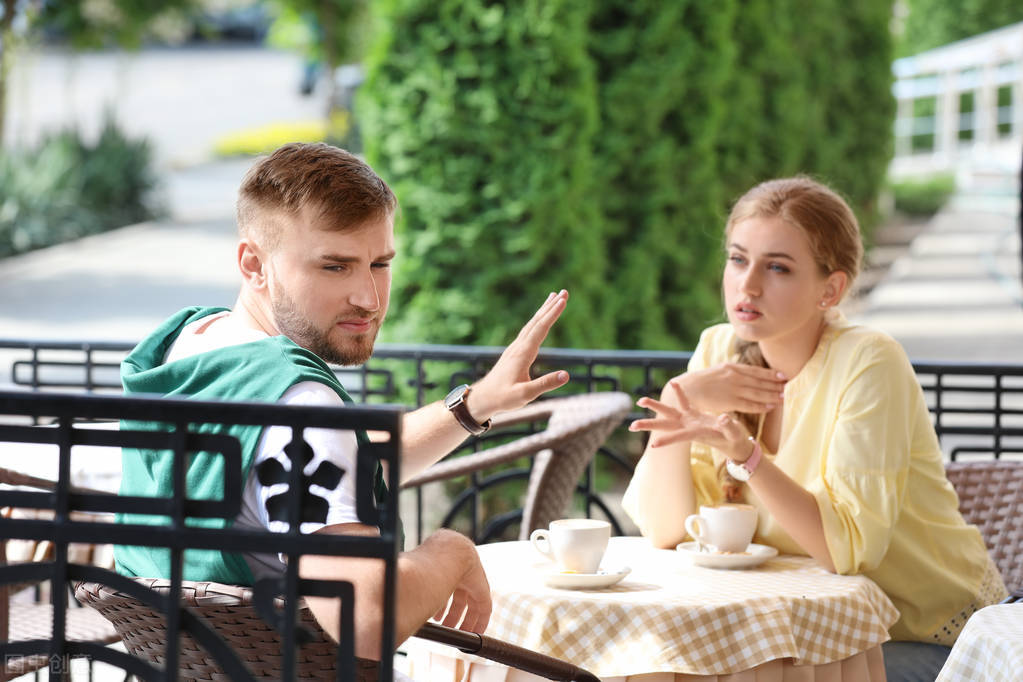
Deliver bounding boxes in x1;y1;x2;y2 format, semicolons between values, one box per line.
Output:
237;143;397;250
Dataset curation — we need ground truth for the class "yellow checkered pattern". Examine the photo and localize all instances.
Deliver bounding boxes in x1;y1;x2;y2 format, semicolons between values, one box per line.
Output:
937;604;1023;681
476;537;898;677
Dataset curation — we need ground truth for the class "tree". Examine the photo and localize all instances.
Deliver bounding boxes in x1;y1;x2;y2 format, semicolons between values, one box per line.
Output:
360;0;608;349
900;0;1023;55
268;0;370;120
0;0;195;144
589;0;736;350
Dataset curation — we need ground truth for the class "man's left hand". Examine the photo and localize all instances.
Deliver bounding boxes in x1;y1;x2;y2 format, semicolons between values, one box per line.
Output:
469;290;571;419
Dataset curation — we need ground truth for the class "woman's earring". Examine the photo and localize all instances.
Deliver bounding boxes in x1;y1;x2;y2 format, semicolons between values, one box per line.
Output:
819;301;829;309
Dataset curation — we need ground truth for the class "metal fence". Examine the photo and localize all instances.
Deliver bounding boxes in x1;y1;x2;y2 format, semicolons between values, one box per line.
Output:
0;389;404;681
2;339;1022;545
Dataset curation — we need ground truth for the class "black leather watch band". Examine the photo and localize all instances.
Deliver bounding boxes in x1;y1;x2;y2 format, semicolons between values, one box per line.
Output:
444;384;492;436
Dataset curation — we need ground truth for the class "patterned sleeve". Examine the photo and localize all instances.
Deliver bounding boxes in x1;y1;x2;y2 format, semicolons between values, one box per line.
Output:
249;381;362;535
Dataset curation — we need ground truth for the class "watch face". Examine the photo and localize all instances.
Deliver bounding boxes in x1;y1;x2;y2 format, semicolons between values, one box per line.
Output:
445;384;469;408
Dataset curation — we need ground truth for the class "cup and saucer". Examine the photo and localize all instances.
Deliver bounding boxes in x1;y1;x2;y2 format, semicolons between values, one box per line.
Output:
677;504;778;570
530;519;631;589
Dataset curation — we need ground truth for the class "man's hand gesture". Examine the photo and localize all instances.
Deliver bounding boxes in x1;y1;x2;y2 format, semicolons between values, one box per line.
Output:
471;290;571;418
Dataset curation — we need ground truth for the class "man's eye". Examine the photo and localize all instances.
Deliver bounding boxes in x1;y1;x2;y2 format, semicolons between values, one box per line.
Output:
371;262;391;269
324;265;347;273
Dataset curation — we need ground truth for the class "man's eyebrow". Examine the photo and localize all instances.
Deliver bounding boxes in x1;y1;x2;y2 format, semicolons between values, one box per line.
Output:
318;250;396;263
727;243;795;261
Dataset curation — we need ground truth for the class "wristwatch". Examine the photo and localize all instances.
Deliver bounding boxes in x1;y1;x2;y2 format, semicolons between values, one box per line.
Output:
444;384;492;436
725;437;763;481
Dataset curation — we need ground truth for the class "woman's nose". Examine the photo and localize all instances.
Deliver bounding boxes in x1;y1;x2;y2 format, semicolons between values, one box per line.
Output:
739;268;761;296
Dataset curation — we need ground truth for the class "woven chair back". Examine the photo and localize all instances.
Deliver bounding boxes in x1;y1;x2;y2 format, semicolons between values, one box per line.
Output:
520;392;632;538
946;460;1023;592
75;579;379;681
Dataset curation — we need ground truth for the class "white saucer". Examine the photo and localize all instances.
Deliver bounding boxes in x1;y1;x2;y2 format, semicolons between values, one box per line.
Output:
539;566;632;589
676;542;778;569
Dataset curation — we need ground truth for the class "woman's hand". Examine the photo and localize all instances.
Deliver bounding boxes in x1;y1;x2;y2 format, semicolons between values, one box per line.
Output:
675;363;786;415
630;381;753;461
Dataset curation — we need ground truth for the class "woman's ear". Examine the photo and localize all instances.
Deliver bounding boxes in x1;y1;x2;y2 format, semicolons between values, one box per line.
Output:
822;270;849;307
237;239;268;290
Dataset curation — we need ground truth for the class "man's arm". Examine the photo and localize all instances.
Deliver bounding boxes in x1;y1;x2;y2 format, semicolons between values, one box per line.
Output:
398;290;571;482
301;525;490;661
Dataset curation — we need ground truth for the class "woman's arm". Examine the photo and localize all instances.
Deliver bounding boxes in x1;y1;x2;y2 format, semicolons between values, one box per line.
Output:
622;382;701;548
629;381;836;569
740;458;836;572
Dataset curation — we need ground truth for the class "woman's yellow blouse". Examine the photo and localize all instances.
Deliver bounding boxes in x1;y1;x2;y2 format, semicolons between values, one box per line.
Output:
687;314;1005;642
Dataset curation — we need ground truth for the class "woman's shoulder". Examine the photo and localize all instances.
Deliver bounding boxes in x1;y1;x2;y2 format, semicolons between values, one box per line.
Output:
829;317;913;371
692;322;738;363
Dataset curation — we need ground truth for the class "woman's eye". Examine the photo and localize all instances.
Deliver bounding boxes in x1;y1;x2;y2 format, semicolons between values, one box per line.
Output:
768;263;790;274
728;254;746;265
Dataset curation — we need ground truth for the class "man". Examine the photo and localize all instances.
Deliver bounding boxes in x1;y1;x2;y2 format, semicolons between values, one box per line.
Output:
115;143;570;661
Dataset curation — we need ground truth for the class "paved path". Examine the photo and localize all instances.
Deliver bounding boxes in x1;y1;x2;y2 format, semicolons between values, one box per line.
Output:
848;190;1023;363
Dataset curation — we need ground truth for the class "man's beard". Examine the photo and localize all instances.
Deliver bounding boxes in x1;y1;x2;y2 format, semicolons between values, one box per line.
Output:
271;290;378;366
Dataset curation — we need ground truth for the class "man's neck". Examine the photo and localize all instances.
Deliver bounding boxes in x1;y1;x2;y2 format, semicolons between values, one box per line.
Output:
231;294;279;337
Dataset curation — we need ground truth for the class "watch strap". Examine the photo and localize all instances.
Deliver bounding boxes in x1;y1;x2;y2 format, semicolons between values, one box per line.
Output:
726;437;762;481
446;386;492;436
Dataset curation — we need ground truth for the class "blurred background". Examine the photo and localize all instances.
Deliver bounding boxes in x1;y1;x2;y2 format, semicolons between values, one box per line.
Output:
0;0;1020;354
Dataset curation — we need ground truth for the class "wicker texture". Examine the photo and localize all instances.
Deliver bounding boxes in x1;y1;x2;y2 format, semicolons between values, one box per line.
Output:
76;579;600;682
403;392;633;539
946;460;1023;593
1;468;121;682
76;579;376;681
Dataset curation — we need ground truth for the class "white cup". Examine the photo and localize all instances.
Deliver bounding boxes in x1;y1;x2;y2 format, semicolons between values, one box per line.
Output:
529;518;611;573
684;504;757;553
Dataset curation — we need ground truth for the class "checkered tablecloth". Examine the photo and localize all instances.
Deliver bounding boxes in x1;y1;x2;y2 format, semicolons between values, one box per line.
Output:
937;604;1023;681
458;536;898;677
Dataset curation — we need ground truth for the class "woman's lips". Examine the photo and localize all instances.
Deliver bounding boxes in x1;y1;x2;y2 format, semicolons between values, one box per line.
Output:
733;304;762;322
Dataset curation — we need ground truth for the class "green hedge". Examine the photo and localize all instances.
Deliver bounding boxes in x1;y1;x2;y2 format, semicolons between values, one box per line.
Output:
359;0;895;351
361;0;608;349
0;116;159;259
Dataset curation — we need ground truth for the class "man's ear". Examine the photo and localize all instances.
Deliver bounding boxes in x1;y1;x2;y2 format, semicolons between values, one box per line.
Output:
238;239;268;290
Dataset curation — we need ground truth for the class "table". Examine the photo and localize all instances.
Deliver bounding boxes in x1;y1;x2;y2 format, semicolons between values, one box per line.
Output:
937;604;1023;681
405;536;898;681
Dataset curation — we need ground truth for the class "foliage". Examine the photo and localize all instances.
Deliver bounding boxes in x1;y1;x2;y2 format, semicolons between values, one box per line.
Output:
899;0;1023;56
890;173;956;215
588;1;735;350
0;115;159;258
359;0;897;351
718;0;894;234
361;0;608;349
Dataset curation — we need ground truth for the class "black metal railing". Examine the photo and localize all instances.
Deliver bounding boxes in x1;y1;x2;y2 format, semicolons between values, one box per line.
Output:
0;390;404;681
3;338;1022;544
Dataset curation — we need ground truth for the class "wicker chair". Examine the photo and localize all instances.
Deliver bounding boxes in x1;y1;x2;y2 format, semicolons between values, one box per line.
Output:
404;391;633;539
0;468;122;682
946;459;1023;593
75;578;599;681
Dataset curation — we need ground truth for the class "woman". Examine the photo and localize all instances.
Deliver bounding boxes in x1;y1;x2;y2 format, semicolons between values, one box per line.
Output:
622;177;1006;682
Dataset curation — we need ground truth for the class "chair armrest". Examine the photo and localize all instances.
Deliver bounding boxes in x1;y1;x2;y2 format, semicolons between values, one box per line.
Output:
413;622;600;682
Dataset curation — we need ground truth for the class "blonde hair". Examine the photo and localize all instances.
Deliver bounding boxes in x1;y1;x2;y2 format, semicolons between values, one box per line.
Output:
726;177;863;434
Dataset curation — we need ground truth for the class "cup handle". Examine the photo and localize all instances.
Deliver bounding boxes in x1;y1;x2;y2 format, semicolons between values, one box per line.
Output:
684;515;709;547
529;528;553;560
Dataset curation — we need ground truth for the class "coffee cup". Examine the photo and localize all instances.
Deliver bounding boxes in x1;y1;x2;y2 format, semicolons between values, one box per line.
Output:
529;518;610;573
684;504;757;553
